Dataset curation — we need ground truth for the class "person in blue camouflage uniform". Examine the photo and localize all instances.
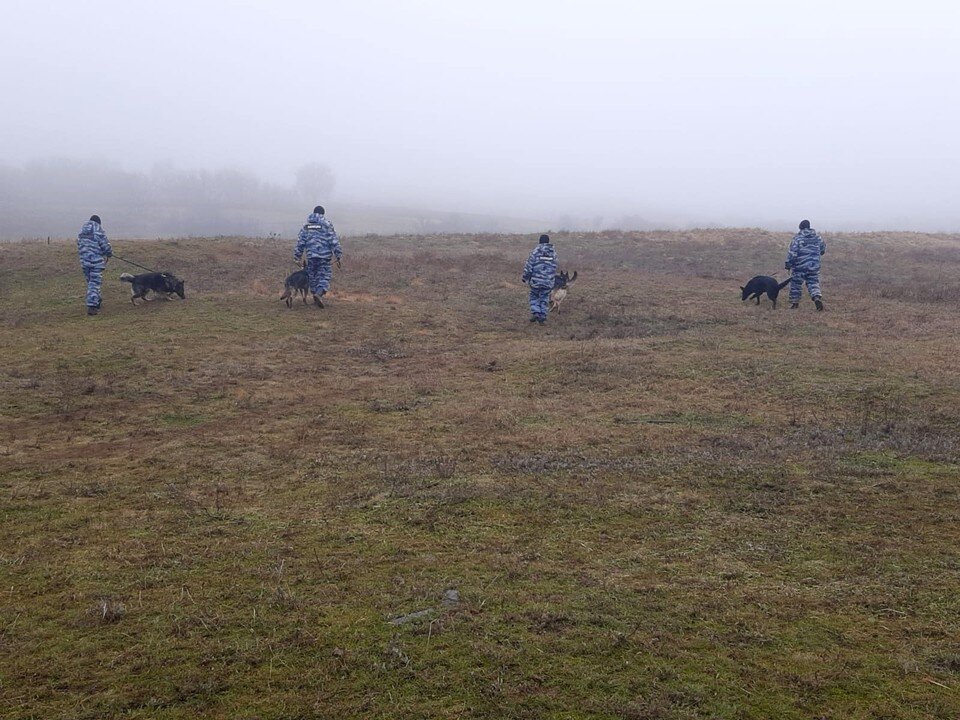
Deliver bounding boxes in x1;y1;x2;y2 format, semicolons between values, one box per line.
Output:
785;219;826;311
77;214;112;316
522;234;558;324
293;206;342;308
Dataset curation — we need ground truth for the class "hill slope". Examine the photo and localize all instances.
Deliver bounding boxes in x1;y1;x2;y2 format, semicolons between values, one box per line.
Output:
1;231;959;719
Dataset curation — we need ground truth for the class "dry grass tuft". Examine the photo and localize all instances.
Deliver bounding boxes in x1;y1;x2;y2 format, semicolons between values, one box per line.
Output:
90;596;126;625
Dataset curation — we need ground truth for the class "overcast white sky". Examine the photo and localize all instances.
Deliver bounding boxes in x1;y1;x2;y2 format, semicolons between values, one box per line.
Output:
2;0;960;229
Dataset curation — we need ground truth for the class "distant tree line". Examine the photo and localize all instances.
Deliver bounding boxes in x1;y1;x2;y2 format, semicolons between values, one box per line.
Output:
0;159;335;239
0;158;661;240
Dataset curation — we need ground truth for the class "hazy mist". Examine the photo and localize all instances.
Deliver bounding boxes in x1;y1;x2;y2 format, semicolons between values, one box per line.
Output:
2;0;960;238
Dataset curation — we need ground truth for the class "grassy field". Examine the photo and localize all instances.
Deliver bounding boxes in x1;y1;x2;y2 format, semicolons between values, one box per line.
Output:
1;230;959;719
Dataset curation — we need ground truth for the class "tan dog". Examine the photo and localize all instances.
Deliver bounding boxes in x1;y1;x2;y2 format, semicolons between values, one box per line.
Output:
549;271;577;313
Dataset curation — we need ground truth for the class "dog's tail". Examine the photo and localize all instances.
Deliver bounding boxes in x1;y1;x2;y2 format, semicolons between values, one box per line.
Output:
120;273;134;283
777;277;791;290
568;271;578;284
279;284;291;301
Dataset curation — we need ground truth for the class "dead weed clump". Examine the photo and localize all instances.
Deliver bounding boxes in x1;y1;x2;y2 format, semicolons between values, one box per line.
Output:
89;596;126;625
377;454;459;499
272;585;302;610
349;341;406;362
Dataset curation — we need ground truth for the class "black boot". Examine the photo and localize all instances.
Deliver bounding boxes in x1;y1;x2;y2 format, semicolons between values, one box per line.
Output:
789;302;799;309
814;297;824;311
313;294;324;308
87;306;99;316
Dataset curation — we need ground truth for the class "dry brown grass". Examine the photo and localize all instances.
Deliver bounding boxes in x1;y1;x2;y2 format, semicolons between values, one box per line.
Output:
0;230;959;719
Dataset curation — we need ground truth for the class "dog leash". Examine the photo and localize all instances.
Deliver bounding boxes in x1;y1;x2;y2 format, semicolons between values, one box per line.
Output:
113;254;164;275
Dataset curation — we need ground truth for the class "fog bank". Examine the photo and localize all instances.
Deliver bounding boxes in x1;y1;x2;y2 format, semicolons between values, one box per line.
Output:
3;1;960;235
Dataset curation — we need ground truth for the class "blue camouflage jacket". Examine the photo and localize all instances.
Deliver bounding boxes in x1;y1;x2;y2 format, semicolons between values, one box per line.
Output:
785;228;826;272
522;243;558;289
77;220;112;267
294;213;342;262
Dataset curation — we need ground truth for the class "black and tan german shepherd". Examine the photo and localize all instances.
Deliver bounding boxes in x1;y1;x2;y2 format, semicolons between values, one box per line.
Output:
279;264;310;308
120;272;186;305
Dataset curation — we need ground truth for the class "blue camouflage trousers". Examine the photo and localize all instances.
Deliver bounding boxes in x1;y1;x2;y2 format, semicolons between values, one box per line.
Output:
307;258;332;295
789;269;822;303
82;264;105;308
529;286;551;319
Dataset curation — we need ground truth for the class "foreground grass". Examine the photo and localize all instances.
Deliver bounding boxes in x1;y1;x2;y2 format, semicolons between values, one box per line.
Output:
1;231;959;719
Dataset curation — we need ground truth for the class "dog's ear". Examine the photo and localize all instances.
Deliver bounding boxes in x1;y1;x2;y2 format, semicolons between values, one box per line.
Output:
739;286;744;291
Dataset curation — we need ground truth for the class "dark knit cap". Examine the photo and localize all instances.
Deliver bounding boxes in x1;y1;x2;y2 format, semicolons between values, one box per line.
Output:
799;219;811;230
90;215;101;224
539;234;550;244
313;206;325;215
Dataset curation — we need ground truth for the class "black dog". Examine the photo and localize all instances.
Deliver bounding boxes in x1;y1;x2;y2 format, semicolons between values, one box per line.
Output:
279;268;310;308
120;272;186;305
740;275;790;308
